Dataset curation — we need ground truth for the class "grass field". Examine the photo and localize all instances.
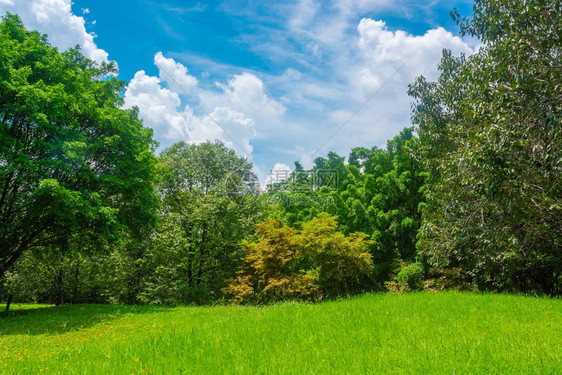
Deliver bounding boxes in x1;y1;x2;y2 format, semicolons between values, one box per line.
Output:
0;292;561;374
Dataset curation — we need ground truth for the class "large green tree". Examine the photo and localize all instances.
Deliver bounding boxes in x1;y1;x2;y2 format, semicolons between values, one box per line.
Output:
141;141;266;304
409;0;561;294
0;14;159;279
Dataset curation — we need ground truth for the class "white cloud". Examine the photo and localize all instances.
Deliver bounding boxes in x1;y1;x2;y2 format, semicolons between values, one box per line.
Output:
288;0;319;31
323;18;475;152
154;51;198;92
124;70;188;140
0;0;110;64
123;53;287;158
200;72;286;136
356;18;473;84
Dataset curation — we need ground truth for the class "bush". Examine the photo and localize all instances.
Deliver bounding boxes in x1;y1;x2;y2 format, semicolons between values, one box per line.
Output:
223;214;373;303
397;263;424;290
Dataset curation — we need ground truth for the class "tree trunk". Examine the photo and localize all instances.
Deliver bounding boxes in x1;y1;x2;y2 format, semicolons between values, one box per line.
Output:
4;294;12;312
72;260;80;304
55;266;64;306
196;222;207;286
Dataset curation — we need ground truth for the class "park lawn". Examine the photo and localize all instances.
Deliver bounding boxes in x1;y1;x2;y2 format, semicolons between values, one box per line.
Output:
0;292;560;374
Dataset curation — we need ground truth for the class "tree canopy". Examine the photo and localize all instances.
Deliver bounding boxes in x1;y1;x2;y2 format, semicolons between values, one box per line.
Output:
0;14;159;279
409;0;561;294
2;0;562;305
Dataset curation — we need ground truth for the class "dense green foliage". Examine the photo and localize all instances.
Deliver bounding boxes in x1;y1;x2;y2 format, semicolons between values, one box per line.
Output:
2;0;562;307
1;292;561;374
140;141;267;304
1;241;106;305
2;141;269;305
396;262;425;290
0;14;158;282
271;128;425;283
409;0;562;294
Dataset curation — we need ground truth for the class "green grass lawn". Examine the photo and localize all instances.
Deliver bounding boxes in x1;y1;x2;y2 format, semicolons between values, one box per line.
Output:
0;303;51;313
0;292;560;374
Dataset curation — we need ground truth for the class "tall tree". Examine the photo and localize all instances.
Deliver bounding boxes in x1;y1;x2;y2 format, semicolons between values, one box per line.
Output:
409;0;562;294
146;141;266;303
0;14;159;279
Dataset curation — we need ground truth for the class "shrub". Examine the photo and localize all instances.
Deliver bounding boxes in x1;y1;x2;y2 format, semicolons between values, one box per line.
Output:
223;214;373;303
397;263;424;290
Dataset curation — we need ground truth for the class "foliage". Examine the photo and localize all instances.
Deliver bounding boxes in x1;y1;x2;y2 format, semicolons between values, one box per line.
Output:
396;262;424;290
224;213;373;303
409;0;562;294
224;219;318;303
270;128;425;283
0;238;132;305
0;14;158;279
140;141;268;305
299;213;373;297
422;267;472;292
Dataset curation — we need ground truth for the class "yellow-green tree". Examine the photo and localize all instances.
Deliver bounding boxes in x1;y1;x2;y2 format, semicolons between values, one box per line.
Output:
224;213;372;303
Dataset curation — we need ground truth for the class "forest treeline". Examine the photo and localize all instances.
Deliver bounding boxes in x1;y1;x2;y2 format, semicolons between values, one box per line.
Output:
0;0;560;306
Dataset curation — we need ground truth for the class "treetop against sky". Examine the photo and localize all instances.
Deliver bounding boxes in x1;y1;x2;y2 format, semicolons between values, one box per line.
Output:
0;0;478;182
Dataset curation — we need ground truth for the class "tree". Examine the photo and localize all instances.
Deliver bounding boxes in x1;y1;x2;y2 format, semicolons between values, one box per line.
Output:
299;213;373;297
0;14;159;280
224;213;373;303
270;128;425;282
409;0;562;294
223;218;317;303
144;141;267;304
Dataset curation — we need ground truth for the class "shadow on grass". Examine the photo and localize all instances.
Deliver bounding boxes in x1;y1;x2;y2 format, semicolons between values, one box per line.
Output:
0;304;170;336
1;305;51;318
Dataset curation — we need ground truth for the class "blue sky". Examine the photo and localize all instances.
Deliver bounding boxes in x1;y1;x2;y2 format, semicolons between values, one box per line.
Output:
1;0;478;183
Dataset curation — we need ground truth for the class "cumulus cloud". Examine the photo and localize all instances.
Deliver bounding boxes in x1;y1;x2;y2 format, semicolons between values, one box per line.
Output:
323;18;476;151
200;72;286;135
124;53;287;157
0;0;109;63
124;70;188;140
154;52;198;92
356;18;473;89
124;69;255;155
